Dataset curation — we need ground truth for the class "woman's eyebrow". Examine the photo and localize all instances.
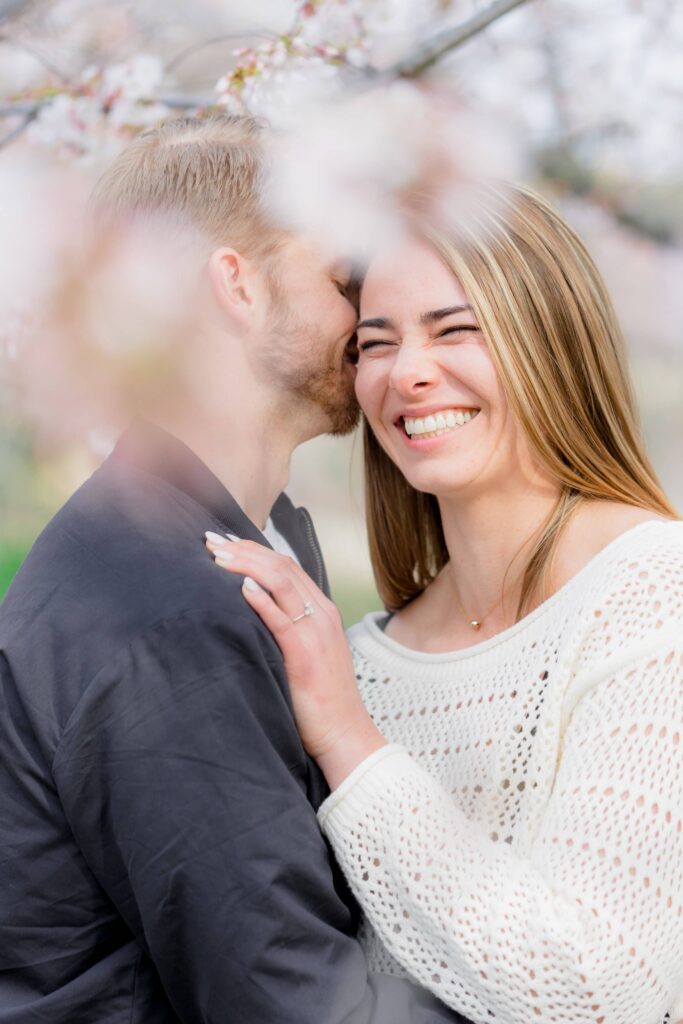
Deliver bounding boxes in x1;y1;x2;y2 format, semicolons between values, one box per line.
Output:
356;305;474;331
419;305;473;324
356;316;395;331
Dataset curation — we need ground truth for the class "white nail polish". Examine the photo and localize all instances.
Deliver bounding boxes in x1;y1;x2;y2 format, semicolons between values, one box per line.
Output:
214;552;234;565
205;531;226;545
226;533;240;543
243;576;261;592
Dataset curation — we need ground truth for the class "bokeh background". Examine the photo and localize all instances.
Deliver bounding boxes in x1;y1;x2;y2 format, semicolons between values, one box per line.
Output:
0;0;681;624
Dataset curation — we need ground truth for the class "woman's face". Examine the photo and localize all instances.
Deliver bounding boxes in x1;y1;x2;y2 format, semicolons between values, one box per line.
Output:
355;235;536;501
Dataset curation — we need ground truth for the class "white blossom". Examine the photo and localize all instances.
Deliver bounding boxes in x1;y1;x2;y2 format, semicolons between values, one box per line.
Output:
24;54;174;157
28;94;102;151
265;83;465;261
101;55;164;104
83;218;201;359
4;206;205;445
241;58;343;127
298;0;364;48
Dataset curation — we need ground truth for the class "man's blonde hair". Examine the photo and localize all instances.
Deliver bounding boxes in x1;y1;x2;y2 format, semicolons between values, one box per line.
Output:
89;114;282;258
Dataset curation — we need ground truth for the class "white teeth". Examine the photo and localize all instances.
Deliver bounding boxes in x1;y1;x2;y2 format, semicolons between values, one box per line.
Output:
402;408;479;438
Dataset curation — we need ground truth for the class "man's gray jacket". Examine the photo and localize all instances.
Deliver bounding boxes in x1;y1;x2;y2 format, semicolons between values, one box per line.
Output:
0;421;467;1024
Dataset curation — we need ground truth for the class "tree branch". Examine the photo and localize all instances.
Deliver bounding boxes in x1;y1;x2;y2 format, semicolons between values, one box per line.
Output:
0;105;36;148
391;0;534;78
0;0;535;129
0;100;37;115
165;31;276;75
0;0;32;26
154;95;216;110
0;32;71;83
0;94;215;120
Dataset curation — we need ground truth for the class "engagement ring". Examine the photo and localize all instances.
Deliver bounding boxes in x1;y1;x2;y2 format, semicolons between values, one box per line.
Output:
291;602;315;624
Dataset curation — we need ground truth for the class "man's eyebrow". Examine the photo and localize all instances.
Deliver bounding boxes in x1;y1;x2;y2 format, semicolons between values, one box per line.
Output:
419;305;473;324
356;316;396;331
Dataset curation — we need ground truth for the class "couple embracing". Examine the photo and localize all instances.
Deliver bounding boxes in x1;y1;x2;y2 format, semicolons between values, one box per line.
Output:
1;114;682;1024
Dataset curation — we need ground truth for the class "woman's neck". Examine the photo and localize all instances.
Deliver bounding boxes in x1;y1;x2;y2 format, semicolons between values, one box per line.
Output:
435;479;562;639
386;478;563;653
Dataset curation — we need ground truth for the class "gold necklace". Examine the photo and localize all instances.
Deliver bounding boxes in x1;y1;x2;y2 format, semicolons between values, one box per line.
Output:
451;569;526;631
452;585;506;630
448;509;562;630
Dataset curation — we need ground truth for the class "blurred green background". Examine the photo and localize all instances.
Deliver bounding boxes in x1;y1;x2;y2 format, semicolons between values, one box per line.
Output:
0;546;24;596
0;426;385;626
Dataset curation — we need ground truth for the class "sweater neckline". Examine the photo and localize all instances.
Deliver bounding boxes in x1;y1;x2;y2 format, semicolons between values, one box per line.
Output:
354;519;674;667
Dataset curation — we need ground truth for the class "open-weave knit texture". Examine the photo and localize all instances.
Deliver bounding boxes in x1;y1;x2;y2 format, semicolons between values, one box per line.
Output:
319;521;683;1024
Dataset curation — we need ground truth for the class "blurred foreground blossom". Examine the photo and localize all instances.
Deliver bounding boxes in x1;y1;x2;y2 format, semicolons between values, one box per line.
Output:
264;81;524;264
0;78;525;454
0;152;87;342
3;194;203;451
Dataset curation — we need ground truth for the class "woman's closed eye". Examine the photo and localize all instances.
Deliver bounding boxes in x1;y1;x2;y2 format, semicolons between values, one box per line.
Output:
359;325;480;353
358;339;393;353
437;324;480;338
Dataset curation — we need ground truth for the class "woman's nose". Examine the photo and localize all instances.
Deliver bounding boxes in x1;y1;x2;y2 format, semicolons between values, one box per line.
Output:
388;344;437;396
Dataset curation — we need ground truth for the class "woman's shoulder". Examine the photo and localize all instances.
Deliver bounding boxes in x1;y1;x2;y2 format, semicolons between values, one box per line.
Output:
560;506;683;665
552;503;682;594
345;508;683;676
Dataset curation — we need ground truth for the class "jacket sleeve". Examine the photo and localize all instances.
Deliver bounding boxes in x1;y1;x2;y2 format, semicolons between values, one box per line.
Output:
52;608;465;1024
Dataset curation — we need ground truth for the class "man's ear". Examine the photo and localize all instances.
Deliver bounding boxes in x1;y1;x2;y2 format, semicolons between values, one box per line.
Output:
207;248;258;328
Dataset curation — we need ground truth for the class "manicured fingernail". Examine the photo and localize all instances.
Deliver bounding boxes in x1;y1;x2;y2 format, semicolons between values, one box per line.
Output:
214;552;234;566
205;531;226;545
243;576;261;592
226;533;240;542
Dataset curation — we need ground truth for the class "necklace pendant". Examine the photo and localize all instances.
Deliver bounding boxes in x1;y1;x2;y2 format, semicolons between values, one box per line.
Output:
470;619;481;630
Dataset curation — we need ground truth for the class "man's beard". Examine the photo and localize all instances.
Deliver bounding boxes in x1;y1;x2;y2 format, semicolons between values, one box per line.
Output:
291;345;360;437
259;292;360;438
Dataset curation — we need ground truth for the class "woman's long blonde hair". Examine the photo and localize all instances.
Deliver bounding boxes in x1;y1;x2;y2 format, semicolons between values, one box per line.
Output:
364;184;678;613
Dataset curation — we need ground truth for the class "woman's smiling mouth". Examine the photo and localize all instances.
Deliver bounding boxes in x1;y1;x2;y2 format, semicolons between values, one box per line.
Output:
396;408;481;443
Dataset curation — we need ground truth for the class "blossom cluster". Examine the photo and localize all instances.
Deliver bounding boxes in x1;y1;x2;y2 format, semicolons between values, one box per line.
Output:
214;0;453;125
5;0;452;155
4;0;378;157
23;55;170;158
215;0;368;123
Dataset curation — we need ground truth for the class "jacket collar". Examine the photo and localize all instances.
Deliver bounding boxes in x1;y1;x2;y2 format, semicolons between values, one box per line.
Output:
109;420;329;594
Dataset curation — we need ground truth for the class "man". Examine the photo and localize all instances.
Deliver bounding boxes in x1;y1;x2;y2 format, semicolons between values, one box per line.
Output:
0;116;466;1023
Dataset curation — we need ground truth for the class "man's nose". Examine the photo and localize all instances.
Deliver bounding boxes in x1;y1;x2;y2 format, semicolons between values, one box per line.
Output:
388;344;437;396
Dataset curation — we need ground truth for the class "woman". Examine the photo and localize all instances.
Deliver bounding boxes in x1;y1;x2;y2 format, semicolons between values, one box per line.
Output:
206;184;683;1024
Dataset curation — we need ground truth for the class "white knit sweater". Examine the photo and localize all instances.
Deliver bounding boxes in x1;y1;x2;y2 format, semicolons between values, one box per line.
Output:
319;521;683;1024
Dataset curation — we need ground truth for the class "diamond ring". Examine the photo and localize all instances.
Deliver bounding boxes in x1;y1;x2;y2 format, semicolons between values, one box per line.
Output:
291;601;315;624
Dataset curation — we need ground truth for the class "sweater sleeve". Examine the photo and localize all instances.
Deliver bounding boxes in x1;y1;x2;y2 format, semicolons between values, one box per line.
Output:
319;612;683;1022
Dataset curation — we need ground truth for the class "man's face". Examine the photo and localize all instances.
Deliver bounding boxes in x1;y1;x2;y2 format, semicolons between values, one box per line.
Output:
256;236;360;437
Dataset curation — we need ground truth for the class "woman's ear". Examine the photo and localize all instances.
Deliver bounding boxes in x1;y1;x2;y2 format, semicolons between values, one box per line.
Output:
207;247;258;329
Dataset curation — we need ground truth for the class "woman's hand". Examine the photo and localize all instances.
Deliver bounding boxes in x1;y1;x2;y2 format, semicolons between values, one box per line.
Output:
205;533;387;790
